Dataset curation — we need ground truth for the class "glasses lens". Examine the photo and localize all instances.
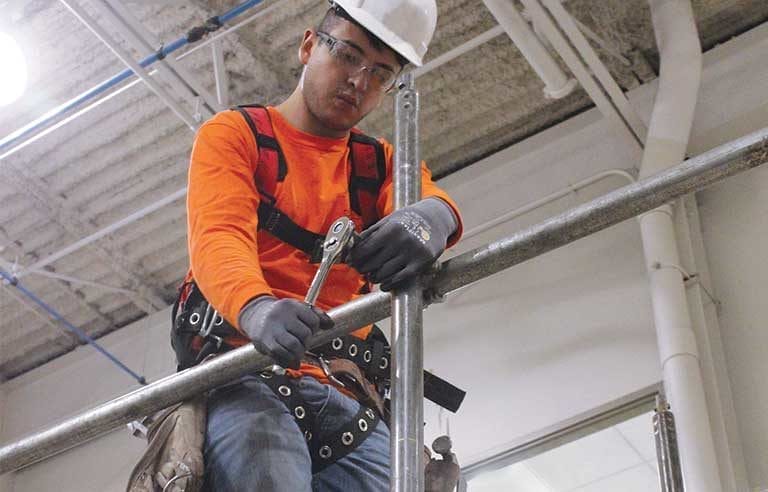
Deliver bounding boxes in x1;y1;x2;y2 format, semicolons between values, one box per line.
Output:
370;67;396;90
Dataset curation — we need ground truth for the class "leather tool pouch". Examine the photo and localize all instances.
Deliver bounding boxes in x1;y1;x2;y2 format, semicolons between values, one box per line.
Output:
125;394;207;492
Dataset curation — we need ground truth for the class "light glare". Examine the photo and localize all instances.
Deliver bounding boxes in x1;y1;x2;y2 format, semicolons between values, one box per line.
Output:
0;32;28;106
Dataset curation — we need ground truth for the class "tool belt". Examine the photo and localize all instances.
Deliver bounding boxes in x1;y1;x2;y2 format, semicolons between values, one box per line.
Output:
127;281;466;490
171;281;466;413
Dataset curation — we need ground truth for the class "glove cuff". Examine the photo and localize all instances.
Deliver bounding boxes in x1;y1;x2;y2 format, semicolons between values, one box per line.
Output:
238;295;277;338
414;198;458;244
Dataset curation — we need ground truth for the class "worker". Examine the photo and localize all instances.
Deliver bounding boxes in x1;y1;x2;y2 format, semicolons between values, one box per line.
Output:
172;1;463;490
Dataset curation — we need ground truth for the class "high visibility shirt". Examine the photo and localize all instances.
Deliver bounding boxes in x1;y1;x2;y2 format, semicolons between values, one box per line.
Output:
186;107;463;380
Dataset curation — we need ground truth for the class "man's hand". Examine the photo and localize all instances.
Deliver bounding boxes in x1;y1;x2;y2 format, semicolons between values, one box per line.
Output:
348;198;457;291
239;296;332;368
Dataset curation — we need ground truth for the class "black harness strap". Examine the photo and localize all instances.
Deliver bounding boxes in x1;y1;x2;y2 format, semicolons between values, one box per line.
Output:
235;105;386;262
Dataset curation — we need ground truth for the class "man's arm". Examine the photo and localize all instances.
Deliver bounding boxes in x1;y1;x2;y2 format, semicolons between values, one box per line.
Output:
187;111;273;328
188;112;328;367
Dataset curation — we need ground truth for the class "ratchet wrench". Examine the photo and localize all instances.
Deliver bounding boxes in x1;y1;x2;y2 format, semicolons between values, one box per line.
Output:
304;216;357;305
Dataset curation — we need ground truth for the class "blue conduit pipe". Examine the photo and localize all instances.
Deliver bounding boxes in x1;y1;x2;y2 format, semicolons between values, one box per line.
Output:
0;268;147;385
0;0;265;157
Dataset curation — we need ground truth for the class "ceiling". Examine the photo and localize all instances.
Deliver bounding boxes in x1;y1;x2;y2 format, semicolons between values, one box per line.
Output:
0;0;766;381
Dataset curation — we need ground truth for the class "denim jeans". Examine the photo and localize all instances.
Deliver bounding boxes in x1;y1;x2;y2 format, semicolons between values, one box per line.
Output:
203;373;390;491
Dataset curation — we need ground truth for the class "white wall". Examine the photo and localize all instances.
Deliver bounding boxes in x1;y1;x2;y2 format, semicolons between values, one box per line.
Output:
1;21;767;492
0;307;175;491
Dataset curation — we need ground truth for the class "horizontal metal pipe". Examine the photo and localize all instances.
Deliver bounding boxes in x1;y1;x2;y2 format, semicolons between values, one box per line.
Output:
1;125;766;474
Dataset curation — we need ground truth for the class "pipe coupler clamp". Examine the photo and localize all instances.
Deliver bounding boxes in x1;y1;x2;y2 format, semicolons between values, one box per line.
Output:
422;263;446;305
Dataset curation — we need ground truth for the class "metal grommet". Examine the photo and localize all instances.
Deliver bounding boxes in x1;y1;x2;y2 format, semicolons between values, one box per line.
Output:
332;338;343;351
189;312;201;325
295;406;306;419
379;357;388;370
305;430;313;441
259;371;273;379
342;432;354;446
278;385;291;397
358;418;368;432
365;408;376;420
348;344;358;357
319;446;333;459
214;315;224;326
363;350;372;363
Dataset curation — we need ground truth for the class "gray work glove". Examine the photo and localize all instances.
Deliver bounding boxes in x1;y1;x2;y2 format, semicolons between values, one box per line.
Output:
348;198;457;292
239;296;333;369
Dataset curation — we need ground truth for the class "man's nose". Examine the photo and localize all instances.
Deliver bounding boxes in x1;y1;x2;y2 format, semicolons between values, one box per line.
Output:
347;67;370;92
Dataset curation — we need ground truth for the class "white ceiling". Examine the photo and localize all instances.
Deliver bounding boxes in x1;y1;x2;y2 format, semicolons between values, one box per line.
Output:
0;0;766;381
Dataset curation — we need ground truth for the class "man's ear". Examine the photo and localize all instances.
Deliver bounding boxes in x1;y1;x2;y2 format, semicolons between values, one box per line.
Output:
298;29;315;65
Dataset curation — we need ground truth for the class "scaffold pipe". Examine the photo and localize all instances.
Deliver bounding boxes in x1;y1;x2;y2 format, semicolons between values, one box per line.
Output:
0;125;766;475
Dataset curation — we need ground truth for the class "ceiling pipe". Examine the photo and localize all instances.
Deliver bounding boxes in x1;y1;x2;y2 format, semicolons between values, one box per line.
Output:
0;267;147;385
482;0;577;99
0;0;268;159
636;0;722;490
93;0;223;116
59;0;201;130
540;0;647;140
519;0;644;149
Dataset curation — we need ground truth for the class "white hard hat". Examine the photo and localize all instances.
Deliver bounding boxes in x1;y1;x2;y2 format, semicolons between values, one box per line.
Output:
330;0;438;67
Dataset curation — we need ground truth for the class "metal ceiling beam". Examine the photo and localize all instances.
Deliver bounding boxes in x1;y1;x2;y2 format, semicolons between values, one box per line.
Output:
59;0;200;130
0;163;169;311
94;0;223;117
0;0;275;161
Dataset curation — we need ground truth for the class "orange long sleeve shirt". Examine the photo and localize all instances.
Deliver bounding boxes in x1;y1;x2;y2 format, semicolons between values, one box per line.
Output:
186;107;462;378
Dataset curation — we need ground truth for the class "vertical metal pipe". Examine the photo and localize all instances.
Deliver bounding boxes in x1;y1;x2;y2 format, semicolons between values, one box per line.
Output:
655;395;685;491
391;72;425;492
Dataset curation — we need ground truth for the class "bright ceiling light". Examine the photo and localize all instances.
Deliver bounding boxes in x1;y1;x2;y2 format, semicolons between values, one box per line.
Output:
0;32;28;107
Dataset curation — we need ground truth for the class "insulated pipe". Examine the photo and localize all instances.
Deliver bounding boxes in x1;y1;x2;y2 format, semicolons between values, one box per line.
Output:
0;0;266;157
638;1;721;490
0;124;766;475
540;0;647;140
519;0;644;148
458;169;636;244
391;73;425;492
59;0;200;130
482;0;576;99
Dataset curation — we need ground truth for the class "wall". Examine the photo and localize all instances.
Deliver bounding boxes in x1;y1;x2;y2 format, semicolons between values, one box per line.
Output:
1;20;767;492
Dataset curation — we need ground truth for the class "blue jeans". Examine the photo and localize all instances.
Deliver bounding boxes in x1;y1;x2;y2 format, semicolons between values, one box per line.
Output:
203;373;390;491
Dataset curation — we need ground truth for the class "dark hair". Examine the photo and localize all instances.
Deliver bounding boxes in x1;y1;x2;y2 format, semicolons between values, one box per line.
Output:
317;5;410;68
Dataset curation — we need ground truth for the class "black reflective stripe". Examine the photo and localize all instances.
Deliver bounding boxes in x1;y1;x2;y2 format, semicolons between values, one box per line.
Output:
257;201;325;263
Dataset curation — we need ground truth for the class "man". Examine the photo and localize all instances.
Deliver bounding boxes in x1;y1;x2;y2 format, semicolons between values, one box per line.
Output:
179;1;462;490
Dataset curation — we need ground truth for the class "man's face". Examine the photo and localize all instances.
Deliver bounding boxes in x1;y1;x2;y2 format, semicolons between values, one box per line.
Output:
300;20;401;132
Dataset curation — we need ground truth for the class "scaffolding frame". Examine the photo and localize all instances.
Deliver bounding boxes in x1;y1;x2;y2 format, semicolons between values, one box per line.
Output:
0;93;766;485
